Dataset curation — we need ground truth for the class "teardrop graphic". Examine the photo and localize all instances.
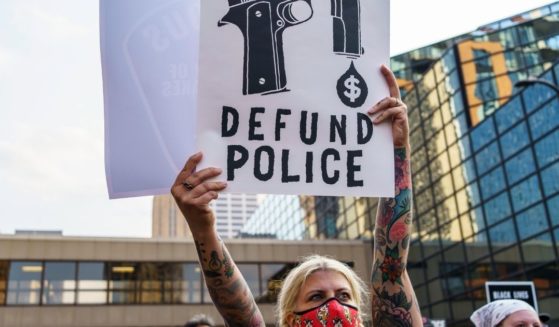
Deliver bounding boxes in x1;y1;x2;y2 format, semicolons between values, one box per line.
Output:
336;61;368;108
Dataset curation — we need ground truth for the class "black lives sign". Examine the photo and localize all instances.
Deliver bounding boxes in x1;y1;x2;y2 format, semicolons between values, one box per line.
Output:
486;282;537;310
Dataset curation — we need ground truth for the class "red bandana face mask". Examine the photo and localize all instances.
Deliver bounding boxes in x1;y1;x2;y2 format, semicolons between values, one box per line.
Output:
292;297;360;327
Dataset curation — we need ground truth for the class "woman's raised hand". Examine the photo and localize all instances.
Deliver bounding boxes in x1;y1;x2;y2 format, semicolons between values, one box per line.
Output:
368;65;410;148
170;152;227;234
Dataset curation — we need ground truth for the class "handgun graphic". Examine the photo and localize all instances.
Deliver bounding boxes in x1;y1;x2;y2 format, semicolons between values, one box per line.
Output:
218;0;313;95
331;0;364;58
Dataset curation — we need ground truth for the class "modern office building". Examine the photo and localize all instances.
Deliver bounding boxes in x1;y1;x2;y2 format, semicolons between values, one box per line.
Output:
153;193;260;239
211;193;260;239
240;2;559;325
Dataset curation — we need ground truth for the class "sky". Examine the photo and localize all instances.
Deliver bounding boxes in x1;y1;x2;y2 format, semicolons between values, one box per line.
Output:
0;0;555;238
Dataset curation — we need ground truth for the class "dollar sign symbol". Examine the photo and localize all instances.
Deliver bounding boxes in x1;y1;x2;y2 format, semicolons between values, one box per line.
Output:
336;61;368;108
344;75;361;103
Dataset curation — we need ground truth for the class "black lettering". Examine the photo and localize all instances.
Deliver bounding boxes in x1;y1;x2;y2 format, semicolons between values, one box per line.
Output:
357;113;373;144
275;109;291;141
222;106;239;137
321;149;340;184
249;107;265;141
306;152;313;183
227;145;248;180
330;115;347;145
254;146;274;181
347;150;363;187
300;111;318;145
281;150;300;183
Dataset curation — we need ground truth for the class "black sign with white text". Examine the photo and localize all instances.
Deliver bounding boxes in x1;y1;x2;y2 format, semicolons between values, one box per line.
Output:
485;281;538;311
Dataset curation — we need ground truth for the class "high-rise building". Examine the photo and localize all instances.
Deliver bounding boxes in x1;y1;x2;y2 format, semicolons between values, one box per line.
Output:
211;193;260;239
152;195;192;239
153;193;260;239
240;2;559;324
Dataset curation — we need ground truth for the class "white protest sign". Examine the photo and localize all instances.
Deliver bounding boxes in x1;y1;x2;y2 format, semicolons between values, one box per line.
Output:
100;0;199;198
197;0;393;196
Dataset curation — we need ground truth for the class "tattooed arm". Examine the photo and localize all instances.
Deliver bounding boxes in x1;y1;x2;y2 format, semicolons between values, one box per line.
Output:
367;65;422;326
171;153;265;327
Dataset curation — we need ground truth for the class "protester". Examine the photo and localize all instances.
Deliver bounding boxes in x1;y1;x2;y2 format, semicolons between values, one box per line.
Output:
184;314;215;327
171;65;422;326
539;312;551;327
470;299;542;327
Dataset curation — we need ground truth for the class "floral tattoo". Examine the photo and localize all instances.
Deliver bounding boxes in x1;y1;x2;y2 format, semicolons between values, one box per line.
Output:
371;147;417;326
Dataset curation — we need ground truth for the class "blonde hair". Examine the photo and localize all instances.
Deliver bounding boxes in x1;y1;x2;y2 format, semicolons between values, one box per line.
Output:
276;255;368;327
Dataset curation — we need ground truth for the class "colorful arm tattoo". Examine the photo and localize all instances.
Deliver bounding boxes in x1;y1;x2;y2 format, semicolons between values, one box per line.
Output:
371;147;421;326
194;237;265;327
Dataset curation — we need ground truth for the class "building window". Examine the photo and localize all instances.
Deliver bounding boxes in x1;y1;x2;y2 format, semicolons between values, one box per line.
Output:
516;205;549;241
77;262;107;304
108;262;138;304
238;264;260;296
475;141;501;175
7;261;43;305
505;149;536;185
484;192;511;226
479;167;506;201
541;162;559;197
258;263;296;303
42;262;76;305
179;263;202;304
535;129;559;167
529;98;559;140
0;261;8;305
495;96;523;133
138;263;162;304
510;176;542;212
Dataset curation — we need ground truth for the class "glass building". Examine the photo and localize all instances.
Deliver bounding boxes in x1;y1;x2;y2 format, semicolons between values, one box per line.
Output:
241;2;559;325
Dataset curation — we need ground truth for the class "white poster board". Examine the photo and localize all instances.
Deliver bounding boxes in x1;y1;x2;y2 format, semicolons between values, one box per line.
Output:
197;0;393;196
100;0;199;198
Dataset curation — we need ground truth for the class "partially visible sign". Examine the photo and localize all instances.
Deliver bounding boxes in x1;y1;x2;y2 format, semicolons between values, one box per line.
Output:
100;0;199;198
430;320;446;327
485;281;538;311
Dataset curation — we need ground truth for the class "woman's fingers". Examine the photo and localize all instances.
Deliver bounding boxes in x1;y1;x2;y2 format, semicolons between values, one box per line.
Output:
189;181;227;200
380;64;401;99
368;96;403;115
172;152;203;187
184;167;223;189
373;106;407;124
171;151;226;207
191;190;220;206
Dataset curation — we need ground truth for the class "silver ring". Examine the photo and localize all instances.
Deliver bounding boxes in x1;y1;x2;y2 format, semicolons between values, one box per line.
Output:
182;181;194;190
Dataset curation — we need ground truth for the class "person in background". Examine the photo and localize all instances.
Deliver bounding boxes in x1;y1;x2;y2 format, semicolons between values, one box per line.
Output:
470;299;542;327
184;314;215;327
539;312;551;327
172;65;422;326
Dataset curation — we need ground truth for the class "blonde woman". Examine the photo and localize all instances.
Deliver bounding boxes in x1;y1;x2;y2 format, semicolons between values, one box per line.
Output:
171;66;422;326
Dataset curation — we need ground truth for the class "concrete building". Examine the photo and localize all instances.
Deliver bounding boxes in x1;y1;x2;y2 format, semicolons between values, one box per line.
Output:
0;235;369;327
152;195;192;239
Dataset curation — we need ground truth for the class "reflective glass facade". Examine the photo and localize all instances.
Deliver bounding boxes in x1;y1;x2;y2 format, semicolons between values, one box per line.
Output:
241;3;559;324
0;260;300;306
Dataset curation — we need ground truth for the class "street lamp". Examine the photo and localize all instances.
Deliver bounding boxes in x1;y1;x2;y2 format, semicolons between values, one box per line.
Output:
514;77;559;95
